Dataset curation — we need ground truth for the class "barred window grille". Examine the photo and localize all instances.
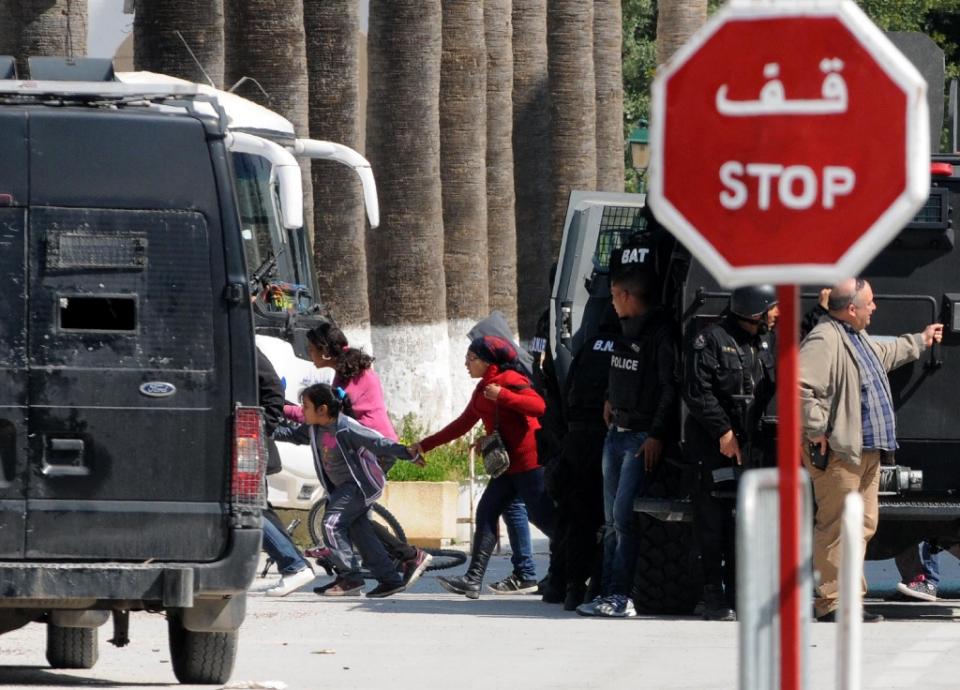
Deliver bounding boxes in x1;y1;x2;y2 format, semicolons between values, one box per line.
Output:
593;205;646;273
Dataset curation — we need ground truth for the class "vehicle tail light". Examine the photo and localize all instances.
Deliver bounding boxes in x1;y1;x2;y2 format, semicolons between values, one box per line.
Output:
931;162;954;177
232;406;267;512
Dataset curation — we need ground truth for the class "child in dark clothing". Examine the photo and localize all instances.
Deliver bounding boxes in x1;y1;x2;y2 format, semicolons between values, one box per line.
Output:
276;383;423;598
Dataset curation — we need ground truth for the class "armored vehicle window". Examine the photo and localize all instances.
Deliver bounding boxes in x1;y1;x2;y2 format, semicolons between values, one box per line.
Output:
59;295;137;333
594;205;646;273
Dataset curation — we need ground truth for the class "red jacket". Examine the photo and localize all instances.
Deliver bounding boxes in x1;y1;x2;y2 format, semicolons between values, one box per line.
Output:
421;366;545;474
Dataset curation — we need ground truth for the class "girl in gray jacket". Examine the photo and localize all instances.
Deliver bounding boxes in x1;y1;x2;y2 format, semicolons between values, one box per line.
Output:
277;383;422;598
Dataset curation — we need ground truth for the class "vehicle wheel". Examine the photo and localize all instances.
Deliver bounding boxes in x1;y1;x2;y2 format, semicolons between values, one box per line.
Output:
631;457;704;615
308;499;407;547
46;624;98;669
422;548;468;572
167;615;237;685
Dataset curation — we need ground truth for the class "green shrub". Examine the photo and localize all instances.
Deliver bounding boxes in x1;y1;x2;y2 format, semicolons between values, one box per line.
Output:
388;413;479;482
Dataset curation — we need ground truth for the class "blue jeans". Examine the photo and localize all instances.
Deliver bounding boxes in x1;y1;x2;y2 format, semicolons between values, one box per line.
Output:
475;469;556;563
262;514;308;575
503;498;536;580
896;541;941;586
601;429;648;596
922;542;941;585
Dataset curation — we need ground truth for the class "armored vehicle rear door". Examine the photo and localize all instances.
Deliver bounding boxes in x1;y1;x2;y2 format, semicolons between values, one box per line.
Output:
862;161;959;495
550;191;655;388
23;109;233;561
0;111;29;557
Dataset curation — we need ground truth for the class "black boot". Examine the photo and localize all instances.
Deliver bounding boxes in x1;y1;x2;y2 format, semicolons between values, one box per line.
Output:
702;585;736;622
438;533;496;600
563;583;586;611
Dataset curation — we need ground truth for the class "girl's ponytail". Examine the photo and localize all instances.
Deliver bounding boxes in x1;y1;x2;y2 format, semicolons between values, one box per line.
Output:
300;383;355;420
306;322;374;383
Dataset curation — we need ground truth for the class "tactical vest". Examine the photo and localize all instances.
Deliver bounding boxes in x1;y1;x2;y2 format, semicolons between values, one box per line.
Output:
606;313;672;430
566;333;617;425
695;320;765;437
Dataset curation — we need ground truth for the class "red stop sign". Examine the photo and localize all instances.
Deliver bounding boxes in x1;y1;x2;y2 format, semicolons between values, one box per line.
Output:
647;1;929;286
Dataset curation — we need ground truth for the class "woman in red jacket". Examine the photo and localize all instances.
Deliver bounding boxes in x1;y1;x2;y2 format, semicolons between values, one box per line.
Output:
413;335;556;598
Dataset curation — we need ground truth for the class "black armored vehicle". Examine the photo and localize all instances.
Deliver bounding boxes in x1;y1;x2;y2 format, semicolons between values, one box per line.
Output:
0;58;266;684
549;151;960;613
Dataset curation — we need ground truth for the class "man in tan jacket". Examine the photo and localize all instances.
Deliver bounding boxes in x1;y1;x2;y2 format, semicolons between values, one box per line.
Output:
799;278;942;621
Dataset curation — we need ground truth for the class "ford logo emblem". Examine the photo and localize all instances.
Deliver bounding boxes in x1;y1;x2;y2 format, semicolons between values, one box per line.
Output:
139;381;177;398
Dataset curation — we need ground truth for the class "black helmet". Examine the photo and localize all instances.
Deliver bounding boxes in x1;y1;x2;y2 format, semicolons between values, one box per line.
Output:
730;285;778;320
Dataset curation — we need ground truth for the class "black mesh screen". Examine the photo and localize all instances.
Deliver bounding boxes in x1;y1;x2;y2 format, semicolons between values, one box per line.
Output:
594;205;646;273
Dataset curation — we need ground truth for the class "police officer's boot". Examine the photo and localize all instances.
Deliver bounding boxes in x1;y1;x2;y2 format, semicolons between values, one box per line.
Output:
438;532;496;600
564;583;587;611
702;585;736;622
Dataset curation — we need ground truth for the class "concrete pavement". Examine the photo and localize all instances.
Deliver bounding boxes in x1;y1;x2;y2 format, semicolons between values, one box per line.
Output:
1;542;960;689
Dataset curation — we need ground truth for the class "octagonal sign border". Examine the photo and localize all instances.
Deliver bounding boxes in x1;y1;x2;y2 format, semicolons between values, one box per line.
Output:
646;0;930;288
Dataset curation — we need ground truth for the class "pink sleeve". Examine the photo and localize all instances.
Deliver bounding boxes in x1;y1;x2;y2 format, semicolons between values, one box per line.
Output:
283;404;304;423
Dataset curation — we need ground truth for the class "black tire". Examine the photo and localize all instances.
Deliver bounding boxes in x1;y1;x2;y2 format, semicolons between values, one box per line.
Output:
308;500;408;578
308;499;407;546
423;548;467;572
46;624;98;670
631;458;704;615
167;616;237;685
631;514;704;614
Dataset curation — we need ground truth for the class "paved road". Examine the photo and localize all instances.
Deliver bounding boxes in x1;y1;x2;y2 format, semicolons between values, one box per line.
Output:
1;541;959;689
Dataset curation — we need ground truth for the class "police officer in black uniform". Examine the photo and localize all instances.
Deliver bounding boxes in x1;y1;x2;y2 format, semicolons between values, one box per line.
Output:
578;266;679;618
548;305;620;609
684;285;778;621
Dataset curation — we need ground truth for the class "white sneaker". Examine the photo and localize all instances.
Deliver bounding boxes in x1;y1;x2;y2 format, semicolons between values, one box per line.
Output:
595;594;637;618
265;567;315;597
576;596;607;617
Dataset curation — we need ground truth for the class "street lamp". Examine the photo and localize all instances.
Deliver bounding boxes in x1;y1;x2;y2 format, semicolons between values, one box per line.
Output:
627;120;650;192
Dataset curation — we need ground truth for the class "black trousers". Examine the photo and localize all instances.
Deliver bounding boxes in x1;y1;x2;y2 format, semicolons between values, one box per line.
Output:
368;521;416;563
692;448;738;603
547;425;606;592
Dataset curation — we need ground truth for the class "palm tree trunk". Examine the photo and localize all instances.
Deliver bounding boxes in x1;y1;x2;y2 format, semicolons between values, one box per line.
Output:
441;0;489;404
548;0;597;256
484;0;518;333
223;0;313;257
594;0;625;192
512;0;551;340
9;0;87;78
134;0;224;88
303;0;370;349
656;0;708;66
0;1;16;59
366;0;451;421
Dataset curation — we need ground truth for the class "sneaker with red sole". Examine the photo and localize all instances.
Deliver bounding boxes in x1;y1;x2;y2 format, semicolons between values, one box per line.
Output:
896;575;938;602
401;549;433;589
317;576;364;597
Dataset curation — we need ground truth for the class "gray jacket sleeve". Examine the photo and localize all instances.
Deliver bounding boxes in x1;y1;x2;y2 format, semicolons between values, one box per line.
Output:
342;422;413;460
272;422;311;446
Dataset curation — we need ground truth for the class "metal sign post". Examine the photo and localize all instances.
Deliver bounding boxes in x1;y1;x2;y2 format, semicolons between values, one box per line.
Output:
776;285;801;690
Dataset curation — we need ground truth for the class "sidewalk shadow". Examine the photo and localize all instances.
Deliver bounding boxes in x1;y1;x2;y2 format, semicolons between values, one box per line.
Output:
326;595;704;621
869;601;960;621
0;666;172;687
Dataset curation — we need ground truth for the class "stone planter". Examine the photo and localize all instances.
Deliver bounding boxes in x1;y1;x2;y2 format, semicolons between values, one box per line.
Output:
379;481;459;548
